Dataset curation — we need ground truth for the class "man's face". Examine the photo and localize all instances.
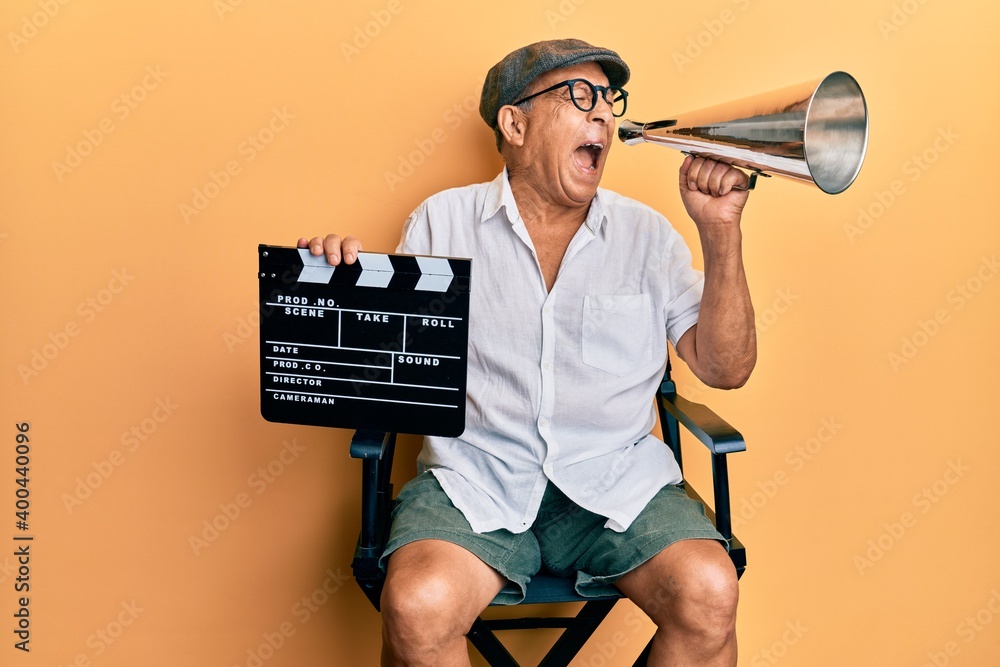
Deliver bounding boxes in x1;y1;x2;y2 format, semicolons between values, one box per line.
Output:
512;61;616;208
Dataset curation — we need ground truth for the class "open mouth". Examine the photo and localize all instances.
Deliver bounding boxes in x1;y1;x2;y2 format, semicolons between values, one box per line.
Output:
574;142;604;172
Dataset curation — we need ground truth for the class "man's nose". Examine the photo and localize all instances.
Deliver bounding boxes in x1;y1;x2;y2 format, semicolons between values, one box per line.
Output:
588;97;613;122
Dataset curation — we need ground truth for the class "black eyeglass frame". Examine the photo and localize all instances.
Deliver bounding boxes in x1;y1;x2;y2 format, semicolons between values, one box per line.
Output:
509;78;629;117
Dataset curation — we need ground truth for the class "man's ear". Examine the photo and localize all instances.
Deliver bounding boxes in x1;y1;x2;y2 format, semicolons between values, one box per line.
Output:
497;105;527;148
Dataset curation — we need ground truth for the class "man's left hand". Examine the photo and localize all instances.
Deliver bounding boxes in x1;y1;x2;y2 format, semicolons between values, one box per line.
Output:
678;155;750;227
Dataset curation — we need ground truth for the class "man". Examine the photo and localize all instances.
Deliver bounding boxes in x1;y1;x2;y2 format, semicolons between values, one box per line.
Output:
300;39;756;666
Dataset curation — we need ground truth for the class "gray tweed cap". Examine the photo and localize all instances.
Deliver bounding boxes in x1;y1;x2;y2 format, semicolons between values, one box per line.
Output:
479;38;630;131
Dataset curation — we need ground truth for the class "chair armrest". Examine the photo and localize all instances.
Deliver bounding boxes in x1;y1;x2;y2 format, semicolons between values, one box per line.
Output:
658;379;745;548
350;429;392;459
659;381;746;455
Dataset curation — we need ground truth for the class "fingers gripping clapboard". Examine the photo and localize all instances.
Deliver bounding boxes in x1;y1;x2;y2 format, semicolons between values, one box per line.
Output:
257;245;471;436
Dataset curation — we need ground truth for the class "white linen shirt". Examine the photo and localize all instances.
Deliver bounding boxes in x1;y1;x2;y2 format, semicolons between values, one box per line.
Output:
396;168;704;534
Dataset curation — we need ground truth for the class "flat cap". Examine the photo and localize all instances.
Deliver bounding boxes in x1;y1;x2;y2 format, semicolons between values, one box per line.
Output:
479;38;630;131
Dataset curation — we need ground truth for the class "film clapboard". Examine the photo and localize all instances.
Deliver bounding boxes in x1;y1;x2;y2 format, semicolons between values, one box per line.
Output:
258;245;471;436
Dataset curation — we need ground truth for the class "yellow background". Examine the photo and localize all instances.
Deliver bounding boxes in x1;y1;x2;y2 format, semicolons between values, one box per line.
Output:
2;0;998;665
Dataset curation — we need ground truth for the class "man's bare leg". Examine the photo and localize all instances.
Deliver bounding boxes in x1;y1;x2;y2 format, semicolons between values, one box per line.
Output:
380;539;507;667
616;539;739;666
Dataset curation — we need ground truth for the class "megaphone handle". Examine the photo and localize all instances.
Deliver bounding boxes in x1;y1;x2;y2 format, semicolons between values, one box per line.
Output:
680;151;764;191
733;172;758;191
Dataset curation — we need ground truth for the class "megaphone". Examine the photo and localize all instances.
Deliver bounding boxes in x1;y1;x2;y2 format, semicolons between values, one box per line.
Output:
618;71;869;194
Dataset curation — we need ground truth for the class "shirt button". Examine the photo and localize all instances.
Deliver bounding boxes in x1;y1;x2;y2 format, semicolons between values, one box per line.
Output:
543;362;552;370
539;418;549;428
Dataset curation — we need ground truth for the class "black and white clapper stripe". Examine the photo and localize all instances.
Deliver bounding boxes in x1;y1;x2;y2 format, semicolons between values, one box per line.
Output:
297;249;458;293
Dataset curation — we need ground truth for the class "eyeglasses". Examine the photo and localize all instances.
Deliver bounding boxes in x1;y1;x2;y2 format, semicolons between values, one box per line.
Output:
510;78;628;118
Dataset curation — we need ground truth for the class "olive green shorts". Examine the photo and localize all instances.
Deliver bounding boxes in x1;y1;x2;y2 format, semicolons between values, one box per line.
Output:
380;472;726;605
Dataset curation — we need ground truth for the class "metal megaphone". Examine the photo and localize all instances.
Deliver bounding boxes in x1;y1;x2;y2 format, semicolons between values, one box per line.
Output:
618;71;869;194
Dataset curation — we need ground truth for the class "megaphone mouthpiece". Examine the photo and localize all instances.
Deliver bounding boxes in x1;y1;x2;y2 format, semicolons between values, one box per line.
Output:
618;120;646;145
618;119;680;145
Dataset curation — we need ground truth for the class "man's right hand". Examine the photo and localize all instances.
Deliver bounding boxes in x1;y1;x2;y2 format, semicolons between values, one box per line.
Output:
296;234;363;266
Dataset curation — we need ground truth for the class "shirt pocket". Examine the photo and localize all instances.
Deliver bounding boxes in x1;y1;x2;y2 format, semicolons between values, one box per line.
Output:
581;294;653;377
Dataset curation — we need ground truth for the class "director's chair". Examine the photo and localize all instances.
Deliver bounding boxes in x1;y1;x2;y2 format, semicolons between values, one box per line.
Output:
349;359;747;666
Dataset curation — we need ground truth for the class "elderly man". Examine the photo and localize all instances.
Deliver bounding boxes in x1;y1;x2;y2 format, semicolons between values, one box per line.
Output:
300;39;756;666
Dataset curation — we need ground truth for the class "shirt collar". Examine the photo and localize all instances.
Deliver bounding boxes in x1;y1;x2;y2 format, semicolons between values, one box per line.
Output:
481;168;516;224
482;167;609;235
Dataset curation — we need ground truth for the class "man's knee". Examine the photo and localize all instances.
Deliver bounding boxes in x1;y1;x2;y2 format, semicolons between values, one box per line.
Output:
671;552;737;642
380;539;503;641
382;567;471;634
636;541;739;627
379;565;479;666
688;554;739;617
382;564;470;637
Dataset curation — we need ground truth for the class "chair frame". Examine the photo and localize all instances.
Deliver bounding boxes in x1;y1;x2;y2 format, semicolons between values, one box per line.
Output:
350;359;746;666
